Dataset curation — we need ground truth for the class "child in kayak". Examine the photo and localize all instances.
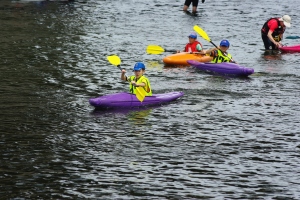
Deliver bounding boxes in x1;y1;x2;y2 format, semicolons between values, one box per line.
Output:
177;32;204;54
205;40;235;63
121;62;152;96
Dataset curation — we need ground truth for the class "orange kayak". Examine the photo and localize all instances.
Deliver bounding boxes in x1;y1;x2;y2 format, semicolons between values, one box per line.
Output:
163;52;212;65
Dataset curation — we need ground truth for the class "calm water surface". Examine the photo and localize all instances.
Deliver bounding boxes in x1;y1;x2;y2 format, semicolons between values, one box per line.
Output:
1;0;300;199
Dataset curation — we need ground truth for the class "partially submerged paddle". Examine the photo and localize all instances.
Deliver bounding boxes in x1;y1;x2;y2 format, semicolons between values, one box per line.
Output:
146;45;177;54
135;86;146;102
286;36;300;39
193;25;235;62
107;55;146;102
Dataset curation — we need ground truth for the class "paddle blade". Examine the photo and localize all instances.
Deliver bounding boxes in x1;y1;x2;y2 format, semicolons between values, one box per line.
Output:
107;55;121;66
193;25;211;42
146;45;165;54
136;87;146;102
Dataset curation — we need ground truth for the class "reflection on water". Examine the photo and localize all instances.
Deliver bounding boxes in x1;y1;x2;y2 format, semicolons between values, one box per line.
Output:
262;50;282;59
90;106;153;119
1;0;300;199
144;60;162;71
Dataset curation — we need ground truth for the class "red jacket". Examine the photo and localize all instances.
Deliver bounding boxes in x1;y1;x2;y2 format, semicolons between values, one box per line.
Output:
261;18;285;36
184;41;203;52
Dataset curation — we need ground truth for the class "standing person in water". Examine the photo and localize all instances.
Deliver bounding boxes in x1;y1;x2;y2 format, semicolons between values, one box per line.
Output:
261;15;291;50
183;0;205;14
177;32;204;54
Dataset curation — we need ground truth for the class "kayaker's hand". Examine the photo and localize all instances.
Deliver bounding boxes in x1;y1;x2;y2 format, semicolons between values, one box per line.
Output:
121;69;126;73
131;81;136;86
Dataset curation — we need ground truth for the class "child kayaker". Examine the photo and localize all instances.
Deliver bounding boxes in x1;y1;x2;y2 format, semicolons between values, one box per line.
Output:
121;62;152;96
205;40;235;63
177;32;204;54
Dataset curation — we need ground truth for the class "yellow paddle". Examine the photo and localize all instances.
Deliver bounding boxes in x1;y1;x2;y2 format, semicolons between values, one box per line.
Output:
134;85;146;102
146;45;177;54
107;55;121;68
193;25;235;62
193;25;218;48
146;44;206;55
107;55;146;102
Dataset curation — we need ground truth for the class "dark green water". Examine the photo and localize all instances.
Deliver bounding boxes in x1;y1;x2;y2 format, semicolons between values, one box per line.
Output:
1;0;299;199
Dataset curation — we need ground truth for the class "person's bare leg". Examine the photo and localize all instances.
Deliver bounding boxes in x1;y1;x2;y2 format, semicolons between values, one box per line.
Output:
192;6;197;13
183;5;189;11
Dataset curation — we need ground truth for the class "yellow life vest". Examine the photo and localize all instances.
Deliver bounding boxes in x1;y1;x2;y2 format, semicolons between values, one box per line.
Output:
274;35;281;42
127;75;152;96
211;49;232;63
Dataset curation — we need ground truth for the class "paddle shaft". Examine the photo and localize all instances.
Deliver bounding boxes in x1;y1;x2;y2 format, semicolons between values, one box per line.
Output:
163;49;177;53
117;65;126;78
117;65;122;71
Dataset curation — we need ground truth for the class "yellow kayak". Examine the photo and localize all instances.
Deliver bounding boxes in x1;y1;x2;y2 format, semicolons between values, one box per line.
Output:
163;52;212;65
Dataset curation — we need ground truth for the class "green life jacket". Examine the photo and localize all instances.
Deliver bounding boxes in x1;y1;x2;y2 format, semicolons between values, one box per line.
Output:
211;49;232;63
127;75;152;96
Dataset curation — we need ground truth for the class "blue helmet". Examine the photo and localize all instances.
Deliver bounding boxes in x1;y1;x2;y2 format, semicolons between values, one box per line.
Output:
220;40;230;47
188;32;197;39
133;62;145;71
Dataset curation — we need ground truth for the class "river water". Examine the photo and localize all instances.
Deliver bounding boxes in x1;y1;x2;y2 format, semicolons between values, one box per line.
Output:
1;0;299;199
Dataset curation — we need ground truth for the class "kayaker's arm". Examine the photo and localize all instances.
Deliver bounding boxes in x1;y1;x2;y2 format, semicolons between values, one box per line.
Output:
176;48;185;53
121;69;127;81
131;81;145;87
204;47;218;55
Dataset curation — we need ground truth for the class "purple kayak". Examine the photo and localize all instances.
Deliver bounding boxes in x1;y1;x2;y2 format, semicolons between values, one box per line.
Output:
187;60;254;76
279;44;300;53
89;91;184;109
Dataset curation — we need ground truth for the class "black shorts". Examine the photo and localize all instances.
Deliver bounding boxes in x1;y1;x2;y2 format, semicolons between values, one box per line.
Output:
184;0;199;7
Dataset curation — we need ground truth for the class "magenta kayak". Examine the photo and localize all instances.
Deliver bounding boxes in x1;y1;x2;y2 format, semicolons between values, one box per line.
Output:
89;91;184;109
279;44;300;53
187;60;254;76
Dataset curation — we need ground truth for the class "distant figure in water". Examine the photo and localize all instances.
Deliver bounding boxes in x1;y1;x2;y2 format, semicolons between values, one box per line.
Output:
183;0;205;14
